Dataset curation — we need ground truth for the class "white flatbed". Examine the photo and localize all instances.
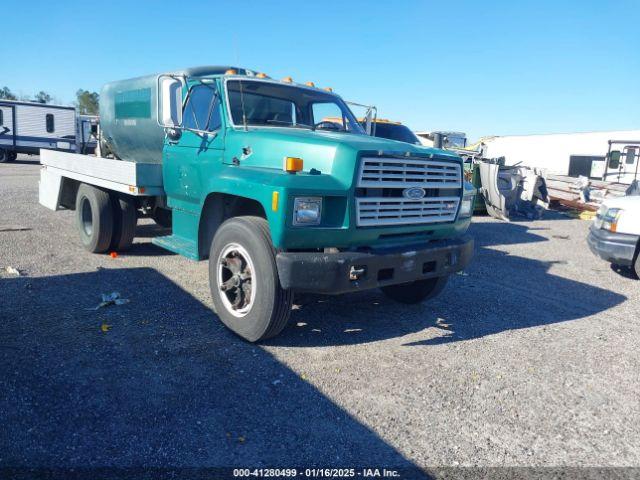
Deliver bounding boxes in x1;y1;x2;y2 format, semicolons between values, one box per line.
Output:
39;150;164;211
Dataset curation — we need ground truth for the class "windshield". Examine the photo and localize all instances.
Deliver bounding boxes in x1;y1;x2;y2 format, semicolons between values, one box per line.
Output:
444;135;467;148
226;80;365;134
370;122;422;145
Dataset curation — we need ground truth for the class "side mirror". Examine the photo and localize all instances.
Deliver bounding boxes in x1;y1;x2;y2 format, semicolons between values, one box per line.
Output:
363;107;376;135
157;74;183;128
608;150;621;169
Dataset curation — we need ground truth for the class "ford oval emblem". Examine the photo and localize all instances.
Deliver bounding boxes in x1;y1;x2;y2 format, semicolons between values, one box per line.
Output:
403;187;426;199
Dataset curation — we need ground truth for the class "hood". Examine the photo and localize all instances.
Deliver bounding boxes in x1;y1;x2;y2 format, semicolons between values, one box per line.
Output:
602;195;640;210
224;127;460;186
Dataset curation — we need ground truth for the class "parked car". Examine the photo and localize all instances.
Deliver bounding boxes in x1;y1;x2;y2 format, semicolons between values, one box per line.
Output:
588;195;640;277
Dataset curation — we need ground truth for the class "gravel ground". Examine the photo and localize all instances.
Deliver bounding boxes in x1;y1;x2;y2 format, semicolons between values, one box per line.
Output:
1;157;639;475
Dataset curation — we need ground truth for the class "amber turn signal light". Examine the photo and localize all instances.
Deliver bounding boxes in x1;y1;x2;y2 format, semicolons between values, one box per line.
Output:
284;157;303;173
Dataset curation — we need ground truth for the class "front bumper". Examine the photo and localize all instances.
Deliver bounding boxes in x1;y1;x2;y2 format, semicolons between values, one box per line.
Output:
276;235;473;294
587;225;638;266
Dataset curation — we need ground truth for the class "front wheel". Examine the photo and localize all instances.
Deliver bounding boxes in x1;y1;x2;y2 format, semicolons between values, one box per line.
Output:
209;216;293;342
381;275;449;304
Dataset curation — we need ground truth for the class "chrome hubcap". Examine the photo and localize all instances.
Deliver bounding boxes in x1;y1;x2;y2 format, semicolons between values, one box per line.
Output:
217;243;256;317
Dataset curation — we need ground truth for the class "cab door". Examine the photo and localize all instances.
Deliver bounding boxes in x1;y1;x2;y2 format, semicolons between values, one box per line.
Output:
605;146;640;183
619;146;639;183
163;81;225;213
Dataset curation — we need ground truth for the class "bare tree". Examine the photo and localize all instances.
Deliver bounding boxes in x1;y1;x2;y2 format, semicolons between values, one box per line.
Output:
34;91;52;104
75;89;99;115
0;86;17;100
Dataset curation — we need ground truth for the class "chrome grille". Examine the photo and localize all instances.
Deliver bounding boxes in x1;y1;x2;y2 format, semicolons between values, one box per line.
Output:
355;156;462;227
356;197;460;226
357;157;461;189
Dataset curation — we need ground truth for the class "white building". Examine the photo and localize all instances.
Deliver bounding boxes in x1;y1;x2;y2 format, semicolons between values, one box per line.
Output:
480;130;640;183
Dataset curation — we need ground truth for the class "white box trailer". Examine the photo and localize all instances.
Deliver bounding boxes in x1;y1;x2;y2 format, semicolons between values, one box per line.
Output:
481;129;640;184
0;100;77;162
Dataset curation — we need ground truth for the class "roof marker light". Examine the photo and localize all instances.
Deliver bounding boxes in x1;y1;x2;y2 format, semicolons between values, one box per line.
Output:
225;69;238;75
256;72;268;78
305;81;315;87
282;76;293;83
324;87;333;92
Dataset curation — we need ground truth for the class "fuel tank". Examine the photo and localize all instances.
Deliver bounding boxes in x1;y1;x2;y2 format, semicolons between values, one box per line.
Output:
99;66;252;163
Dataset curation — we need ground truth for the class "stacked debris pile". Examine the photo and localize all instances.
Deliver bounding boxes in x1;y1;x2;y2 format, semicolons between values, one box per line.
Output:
546;174;632;211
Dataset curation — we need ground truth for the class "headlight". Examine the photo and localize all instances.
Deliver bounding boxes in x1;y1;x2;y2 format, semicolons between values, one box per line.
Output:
458;194;475;219
293;197;322;226
601;208;622;232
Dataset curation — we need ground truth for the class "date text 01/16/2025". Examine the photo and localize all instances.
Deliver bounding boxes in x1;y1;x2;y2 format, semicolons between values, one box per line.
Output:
232;468;402;478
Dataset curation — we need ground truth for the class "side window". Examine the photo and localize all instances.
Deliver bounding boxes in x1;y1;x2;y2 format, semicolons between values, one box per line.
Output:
311;102;343;126
46;113;55;133
183;84;221;132
625;148;636;165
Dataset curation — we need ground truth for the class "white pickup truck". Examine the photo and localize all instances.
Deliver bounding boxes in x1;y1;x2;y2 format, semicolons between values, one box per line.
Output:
588;195;640;277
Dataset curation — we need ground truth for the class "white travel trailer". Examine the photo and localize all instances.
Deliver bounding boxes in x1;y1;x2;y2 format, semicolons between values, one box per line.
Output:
480;130;640;184
0;100;77;162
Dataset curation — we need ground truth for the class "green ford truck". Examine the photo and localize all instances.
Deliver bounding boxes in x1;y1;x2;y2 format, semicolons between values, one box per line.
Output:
39;66;474;342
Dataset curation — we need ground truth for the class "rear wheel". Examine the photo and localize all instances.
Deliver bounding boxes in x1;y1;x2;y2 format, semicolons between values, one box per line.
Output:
381;275;449;304
209;216;293;342
7;151;17;162
634;250;640;279
110;193;137;251
0;148;7;163
75;184;114;253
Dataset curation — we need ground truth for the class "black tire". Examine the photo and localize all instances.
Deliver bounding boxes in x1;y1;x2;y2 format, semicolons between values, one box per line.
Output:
634;251;640;280
0;148;7;163
7;151;17;162
75;184;114;253
152;207;172;228
381;275;449;304
209;216;293;342
110;193;137;251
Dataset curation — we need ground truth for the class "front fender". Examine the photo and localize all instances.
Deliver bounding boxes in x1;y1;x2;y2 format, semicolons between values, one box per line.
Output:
204;165;348;248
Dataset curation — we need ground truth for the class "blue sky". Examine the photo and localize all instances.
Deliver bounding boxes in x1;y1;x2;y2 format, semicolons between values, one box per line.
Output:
2;0;638;141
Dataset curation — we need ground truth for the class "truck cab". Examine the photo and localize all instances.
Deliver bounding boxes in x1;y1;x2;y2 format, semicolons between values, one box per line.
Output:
363;119;423;146
40;66;475;342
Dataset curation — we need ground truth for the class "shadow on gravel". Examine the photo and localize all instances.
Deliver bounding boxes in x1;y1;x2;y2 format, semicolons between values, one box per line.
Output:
610;263;638;280
0;268;420;473
268;222;627;347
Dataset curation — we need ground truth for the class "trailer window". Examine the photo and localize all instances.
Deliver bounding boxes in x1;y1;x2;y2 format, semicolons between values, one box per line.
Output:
183;84;222;132
46;114;55;133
